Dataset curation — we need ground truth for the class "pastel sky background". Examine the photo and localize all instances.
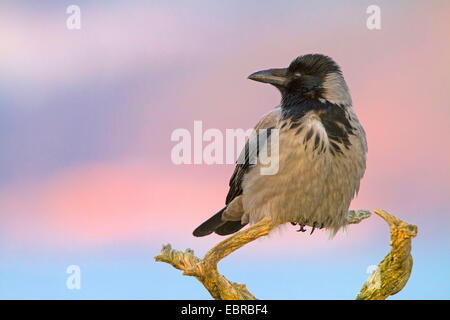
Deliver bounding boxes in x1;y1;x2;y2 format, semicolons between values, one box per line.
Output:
0;0;449;299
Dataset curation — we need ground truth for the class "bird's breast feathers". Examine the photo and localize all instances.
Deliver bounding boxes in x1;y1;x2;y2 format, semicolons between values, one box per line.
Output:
239;106;367;234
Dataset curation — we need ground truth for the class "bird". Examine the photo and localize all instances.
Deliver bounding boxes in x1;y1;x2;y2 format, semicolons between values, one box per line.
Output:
193;53;367;237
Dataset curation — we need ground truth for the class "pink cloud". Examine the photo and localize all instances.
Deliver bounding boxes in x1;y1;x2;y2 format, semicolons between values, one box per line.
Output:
0;162;227;249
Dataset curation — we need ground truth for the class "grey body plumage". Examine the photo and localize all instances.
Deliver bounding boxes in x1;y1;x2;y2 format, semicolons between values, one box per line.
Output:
193;54;367;237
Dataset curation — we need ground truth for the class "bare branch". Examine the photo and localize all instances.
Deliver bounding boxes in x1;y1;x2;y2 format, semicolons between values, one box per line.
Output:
356;209;418;300
155;217;277;299
155;209;416;300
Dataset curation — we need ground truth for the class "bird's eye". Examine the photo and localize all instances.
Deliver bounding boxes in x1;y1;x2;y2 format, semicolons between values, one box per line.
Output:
294;72;302;78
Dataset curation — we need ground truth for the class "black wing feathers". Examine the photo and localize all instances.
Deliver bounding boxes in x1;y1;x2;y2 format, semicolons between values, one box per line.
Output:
225;127;275;204
193;108;279;237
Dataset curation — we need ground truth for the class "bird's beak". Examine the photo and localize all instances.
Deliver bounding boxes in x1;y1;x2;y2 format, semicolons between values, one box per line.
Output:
248;68;288;87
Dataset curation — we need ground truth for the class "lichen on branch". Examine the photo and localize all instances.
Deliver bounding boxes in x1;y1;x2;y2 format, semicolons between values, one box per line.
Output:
356;209;417;300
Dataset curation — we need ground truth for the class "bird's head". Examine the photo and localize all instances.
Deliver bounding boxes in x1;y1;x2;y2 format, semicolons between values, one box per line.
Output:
248;54;351;108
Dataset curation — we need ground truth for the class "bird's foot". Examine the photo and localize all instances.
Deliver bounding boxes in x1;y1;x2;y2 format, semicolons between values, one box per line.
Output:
310;222;318;235
293;221;324;234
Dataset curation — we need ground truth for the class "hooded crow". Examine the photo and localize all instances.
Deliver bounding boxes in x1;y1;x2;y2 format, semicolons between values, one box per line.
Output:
193;54;367;237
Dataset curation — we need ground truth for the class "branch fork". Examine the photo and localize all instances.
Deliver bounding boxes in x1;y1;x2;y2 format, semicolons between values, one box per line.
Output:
155;209;417;300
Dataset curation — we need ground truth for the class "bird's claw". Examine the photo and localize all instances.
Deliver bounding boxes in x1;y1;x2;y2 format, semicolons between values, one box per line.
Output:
310;222;319;235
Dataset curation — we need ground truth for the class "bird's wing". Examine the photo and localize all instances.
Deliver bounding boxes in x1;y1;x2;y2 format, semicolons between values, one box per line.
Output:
225;106;281;204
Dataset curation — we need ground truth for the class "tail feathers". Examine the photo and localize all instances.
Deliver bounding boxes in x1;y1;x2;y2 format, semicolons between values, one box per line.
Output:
193;207;247;237
215;221;247;235
193;207;227;237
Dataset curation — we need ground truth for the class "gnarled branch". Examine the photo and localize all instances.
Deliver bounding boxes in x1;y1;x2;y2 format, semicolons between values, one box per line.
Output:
155;209;417;300
356;209;418;300
155;216;278;300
